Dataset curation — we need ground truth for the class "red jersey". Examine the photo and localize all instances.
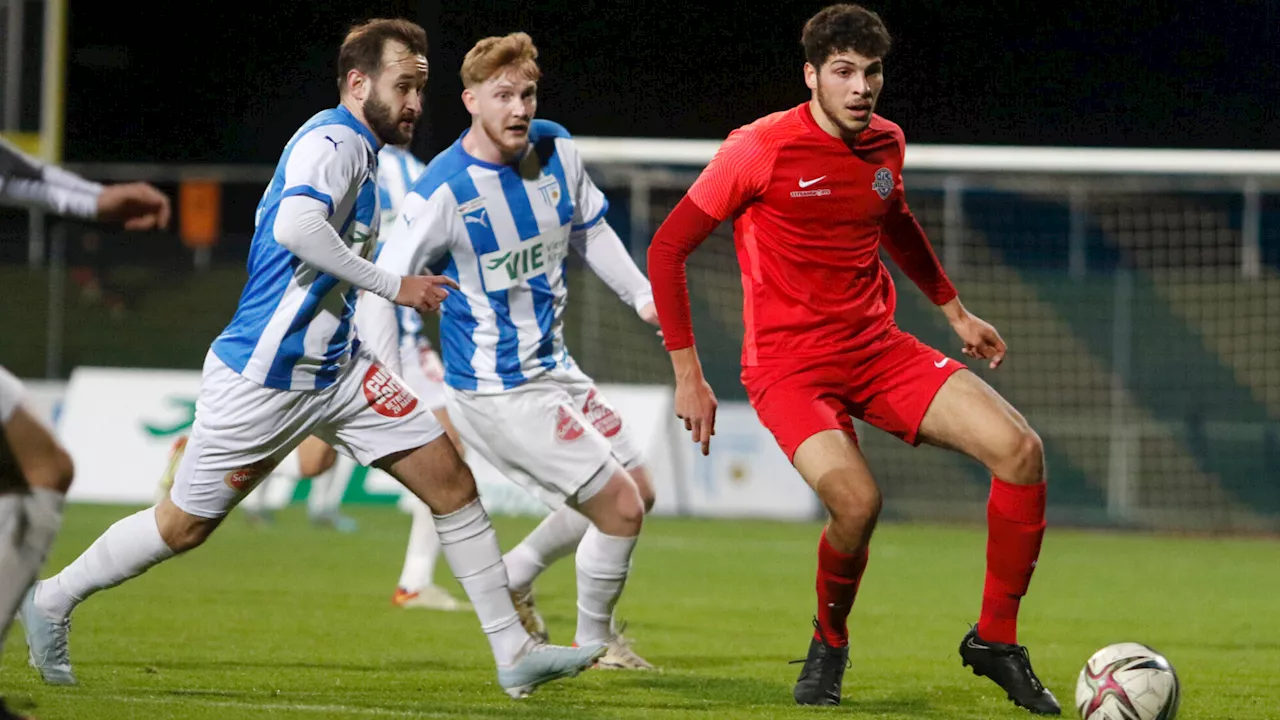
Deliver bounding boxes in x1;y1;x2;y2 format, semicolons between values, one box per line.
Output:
650;102;956;367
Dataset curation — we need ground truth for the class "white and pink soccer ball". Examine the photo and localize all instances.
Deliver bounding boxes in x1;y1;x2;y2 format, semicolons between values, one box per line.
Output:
1075;642;1180;720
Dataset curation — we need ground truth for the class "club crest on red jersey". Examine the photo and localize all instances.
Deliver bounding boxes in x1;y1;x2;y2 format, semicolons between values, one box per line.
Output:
556;405;585;442
873;167;894;199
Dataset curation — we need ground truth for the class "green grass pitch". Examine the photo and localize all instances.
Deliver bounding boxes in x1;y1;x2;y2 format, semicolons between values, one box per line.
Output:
3;504;1278;719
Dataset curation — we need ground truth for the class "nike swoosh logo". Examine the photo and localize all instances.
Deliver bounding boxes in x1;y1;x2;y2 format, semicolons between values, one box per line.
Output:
934;358;948;368
798;176;826;188
966;637;989;651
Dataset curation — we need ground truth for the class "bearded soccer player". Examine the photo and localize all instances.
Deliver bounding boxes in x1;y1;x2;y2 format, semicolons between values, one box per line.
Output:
647;4;1059;714
19;19;603;700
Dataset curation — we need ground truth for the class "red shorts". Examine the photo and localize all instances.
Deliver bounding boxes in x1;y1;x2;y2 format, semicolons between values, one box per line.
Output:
742;330;964;463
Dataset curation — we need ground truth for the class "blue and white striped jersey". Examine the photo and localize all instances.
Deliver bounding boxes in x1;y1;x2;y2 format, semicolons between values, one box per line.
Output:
211;105;381;391
373;120;609;393
377;144;428;231
375;144;432;357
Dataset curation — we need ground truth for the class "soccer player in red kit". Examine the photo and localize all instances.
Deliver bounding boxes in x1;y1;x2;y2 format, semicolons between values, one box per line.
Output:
647;4;1060;715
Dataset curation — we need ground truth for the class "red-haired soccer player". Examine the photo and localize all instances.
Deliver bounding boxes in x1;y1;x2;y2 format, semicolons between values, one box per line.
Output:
647;4;1059;715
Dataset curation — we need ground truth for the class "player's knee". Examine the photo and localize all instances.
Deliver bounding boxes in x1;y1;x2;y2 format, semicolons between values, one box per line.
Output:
826;481;882;538
628;465;656;513
155;500;219;553
996;427;1045;486
576;465;644;536
300;443;337;477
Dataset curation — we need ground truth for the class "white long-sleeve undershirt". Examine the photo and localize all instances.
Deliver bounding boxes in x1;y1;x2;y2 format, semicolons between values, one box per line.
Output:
274;195;401;301
571;219;653;312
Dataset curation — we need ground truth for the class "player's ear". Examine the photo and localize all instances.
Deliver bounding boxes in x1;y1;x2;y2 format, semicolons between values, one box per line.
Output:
347;69;369;102
461;87;478;114
804;62;818;91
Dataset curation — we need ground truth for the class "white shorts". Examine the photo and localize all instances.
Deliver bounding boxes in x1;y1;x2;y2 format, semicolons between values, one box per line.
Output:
170;347;445;518
444;363;645;509
0;365;24;425
400;345;448;412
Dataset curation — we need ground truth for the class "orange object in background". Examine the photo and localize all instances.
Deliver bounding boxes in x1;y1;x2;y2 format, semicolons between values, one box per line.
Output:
179;180;221;248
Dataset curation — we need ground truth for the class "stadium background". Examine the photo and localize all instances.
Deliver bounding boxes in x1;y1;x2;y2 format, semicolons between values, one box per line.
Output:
4;0;1278;531
2;2;1280;718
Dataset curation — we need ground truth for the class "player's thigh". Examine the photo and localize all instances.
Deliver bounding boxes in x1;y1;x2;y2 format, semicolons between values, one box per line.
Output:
792;429;881;527
560;368;645;471
449;382;614;509
915;367;1044;481
0;368;73;494
169;354;314;519
377;430;477;514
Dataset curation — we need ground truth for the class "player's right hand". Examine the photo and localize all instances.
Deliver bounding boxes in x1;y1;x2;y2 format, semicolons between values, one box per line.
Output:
395;274;458;313
675;376;717;456
97;182;172;230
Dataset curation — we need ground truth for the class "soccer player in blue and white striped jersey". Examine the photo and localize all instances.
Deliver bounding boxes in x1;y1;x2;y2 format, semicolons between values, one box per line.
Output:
21;19;604;699
360;32;660;670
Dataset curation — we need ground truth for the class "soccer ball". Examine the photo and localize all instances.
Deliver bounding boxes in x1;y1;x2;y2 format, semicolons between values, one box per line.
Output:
1075;642;1181;720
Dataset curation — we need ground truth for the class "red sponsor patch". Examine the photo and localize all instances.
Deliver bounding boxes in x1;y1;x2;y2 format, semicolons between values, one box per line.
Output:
555;405;584;442
223;456;279;493
582;388;621;438
363;363;419;418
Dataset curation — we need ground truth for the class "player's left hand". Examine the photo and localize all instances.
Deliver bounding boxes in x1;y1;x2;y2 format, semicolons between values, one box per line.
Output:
951;312;1006;369
97;182;172;231
638;301;662;337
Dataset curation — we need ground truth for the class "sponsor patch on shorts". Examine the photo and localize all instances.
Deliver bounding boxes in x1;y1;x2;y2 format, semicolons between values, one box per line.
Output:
224;456;279;493
556;405;584;442
582;388;621;437
363;364;419;418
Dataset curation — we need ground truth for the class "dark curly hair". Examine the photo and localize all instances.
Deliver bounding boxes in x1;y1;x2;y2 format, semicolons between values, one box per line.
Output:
801;4;891;68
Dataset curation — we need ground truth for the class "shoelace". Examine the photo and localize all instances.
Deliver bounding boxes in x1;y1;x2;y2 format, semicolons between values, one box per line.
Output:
977;630;1046;695
788;618;852;670
1014;645;1046;692
50;617;72;667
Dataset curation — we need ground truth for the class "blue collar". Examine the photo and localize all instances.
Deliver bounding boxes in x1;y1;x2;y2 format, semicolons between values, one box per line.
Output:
336;104;382;151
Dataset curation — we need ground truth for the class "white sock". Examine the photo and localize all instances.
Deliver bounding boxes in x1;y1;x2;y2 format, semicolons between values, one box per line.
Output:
0;489;67;654
574;526;638;646
306;462;343;518
35;505;175;620
263;473;297;510
434;498;529;666
322;458;351;509
0;493;25;656
503;505;591;591
398;497;440;591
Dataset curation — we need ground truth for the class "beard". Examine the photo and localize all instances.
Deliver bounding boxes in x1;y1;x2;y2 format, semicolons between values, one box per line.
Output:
364;93;413;146
816;82;872;137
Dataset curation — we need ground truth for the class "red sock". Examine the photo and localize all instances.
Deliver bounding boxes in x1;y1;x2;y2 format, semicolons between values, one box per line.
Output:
814;529;869;648
978;477;1046;645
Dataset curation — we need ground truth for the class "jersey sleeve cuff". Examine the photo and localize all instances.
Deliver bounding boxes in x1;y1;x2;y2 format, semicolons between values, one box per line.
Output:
571;198;609;231
282;185;335;216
